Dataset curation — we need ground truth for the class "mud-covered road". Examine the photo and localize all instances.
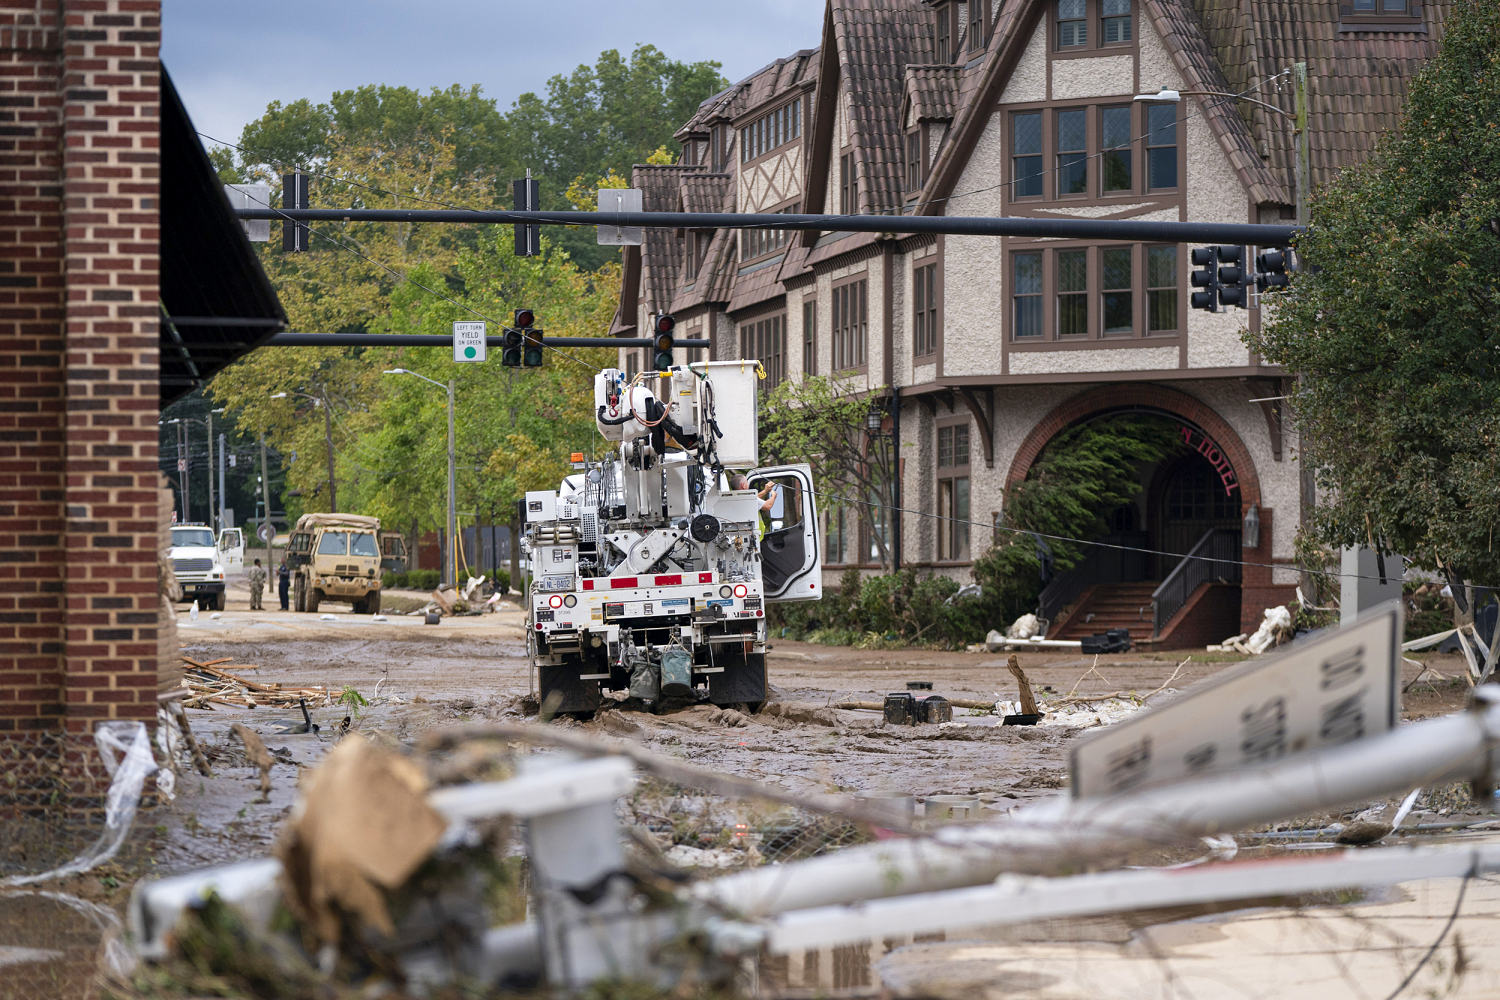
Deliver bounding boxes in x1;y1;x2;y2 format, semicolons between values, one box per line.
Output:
165;591;1473;871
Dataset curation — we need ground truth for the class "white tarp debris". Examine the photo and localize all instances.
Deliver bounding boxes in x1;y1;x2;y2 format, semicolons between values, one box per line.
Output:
1006;613;1041;640
2;722;157;887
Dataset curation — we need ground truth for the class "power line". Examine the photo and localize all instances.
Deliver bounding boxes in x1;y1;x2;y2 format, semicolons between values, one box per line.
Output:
808;484;1474;590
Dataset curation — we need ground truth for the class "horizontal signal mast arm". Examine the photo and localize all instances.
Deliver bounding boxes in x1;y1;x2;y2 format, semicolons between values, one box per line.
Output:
264;333;709;348
233;207;1302;247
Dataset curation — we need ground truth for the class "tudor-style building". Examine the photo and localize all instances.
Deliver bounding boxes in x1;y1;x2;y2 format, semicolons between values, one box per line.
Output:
612;0;1449;646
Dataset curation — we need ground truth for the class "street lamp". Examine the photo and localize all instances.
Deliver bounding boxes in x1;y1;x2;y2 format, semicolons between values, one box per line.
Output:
270;389;337;512
383;368;457;590
1136;62;1310;225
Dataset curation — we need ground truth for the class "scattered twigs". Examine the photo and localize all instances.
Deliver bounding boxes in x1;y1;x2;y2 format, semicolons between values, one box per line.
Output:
1053;656;1190;706
1063;655;1110;699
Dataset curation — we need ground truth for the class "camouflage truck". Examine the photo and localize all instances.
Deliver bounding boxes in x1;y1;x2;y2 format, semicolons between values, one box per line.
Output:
285;513;404;614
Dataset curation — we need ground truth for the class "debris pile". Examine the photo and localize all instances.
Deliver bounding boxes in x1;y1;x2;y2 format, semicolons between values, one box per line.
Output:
1208;605;1294;654
180;656;332;709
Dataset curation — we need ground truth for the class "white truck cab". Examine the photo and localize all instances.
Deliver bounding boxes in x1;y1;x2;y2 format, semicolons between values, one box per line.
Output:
168;523;227;610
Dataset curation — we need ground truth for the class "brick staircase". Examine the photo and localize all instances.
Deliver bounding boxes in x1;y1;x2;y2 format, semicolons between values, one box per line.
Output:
1051;581;1160;645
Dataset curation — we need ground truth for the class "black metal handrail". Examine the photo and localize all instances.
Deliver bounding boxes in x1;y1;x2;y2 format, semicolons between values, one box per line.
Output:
1152;528;1241;635
1037;531;1149;628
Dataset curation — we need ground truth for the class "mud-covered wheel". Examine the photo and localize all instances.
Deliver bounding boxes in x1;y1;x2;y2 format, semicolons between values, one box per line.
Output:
292;576;306;612
538;656;601;719
367;589;381;614
209;591;225;612
307;587;322;613
352;594;369;614
707;650;767;710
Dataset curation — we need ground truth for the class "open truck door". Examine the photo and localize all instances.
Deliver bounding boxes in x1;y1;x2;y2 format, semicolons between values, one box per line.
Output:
748;463;822;601
216;527;244;573
380;532;408;575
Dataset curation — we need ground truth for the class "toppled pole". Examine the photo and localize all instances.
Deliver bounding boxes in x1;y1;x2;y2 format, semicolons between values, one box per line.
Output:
695;691;1500;918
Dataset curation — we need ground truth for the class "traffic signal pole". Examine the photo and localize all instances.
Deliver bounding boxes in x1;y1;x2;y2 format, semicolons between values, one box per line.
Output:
234;206;1300;249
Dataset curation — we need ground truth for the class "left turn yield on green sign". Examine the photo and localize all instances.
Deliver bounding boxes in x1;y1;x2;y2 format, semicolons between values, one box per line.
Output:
453;321;487;362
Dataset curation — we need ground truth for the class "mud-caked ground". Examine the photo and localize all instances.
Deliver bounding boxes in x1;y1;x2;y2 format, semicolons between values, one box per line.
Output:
2;583;1483;1000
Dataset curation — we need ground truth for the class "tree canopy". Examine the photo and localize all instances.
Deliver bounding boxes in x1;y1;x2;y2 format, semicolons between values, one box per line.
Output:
219;46;725;272
1244;0;1500;591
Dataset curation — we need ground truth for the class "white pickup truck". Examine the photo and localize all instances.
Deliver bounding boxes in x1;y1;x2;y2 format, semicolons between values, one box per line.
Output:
168;524;228;610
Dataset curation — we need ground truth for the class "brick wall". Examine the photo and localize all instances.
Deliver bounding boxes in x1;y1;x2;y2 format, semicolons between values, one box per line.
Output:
0;0;162;798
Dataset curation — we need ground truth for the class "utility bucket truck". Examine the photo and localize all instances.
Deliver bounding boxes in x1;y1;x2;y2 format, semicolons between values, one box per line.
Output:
526;361;822;716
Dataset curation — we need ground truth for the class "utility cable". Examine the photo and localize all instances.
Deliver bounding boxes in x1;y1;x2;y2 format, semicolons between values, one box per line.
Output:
804;483;1489;590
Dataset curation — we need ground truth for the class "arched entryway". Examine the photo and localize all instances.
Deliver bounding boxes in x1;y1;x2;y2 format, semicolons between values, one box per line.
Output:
1007;386;1262;646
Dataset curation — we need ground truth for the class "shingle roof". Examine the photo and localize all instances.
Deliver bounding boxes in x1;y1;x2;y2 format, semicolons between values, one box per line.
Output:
1199;0;1452;193
633;165;699;316
904;65;960;122
831;0;934;214
680;171;730;215
1143;0;1287;205
677;48;819;139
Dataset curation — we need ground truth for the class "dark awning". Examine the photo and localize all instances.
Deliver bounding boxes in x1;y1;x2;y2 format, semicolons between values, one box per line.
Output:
159;67;286;405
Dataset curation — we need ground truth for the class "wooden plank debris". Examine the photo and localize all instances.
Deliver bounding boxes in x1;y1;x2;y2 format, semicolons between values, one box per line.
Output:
180;655;331;710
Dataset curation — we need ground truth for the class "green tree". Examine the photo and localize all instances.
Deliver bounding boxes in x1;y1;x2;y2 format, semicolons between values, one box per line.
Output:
760;376;898;570
1244;0;1500;599
972;416;1181;626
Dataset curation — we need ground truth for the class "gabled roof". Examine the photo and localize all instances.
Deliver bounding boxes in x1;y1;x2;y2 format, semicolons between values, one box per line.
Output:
827;0;935;215
1181;0;1450;194
676;48;819;140
922;0;1450;215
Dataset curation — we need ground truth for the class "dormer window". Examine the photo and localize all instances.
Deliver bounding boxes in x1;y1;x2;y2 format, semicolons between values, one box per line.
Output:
1056;0;1134;52
1339;0;1424;31
968;0;988;52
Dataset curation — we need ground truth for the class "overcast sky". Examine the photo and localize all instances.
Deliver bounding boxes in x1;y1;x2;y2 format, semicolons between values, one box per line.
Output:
161;0;825;150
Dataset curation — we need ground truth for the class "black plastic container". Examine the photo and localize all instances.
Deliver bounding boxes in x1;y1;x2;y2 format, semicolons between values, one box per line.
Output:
918;695;953;724
883;692;917;725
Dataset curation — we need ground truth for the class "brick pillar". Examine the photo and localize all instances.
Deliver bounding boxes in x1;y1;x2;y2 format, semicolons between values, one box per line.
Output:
59;0;162;736
0;4;68;736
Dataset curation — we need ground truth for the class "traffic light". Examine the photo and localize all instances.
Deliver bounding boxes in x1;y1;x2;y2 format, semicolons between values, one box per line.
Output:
501;327;524;367
1256;248;1290;292
1190;246;1220;312
651;312;676;370
1216;245;1247;308
501;309;536;368
523;328;545;367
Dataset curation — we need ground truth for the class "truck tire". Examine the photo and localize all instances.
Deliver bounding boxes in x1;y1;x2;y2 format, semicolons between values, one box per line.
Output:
210;591;225;612
538;657;601;719
368;590;381;614
706;650;767;712
293;576;306;612
351;595;367;614
308;588;322;613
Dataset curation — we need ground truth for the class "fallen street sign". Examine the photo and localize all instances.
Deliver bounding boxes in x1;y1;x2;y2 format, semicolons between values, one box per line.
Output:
453;321;487;362
1070;601;1402;799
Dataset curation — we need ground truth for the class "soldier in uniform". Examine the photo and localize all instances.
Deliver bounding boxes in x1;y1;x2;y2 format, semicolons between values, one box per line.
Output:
248;558;267;610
